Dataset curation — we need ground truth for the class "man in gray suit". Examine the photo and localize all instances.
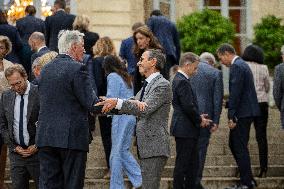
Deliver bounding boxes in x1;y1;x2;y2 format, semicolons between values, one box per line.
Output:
0;64;39;189
98;49;172;189
273;45;284;129
36;30;98;189
191;52;223;189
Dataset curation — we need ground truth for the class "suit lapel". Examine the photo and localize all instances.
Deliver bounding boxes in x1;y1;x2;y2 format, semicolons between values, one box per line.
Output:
7;91;16;138
143;74;162;99
27;87;35;122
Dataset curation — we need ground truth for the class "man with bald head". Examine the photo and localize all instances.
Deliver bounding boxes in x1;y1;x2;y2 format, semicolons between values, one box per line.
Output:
28;32;50;78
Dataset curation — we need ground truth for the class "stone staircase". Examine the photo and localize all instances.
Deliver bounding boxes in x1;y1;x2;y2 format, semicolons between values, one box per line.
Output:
4;108;284;188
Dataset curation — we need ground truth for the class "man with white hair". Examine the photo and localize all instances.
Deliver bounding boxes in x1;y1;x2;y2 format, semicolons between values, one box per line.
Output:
36;30;98;189
190;52;223;189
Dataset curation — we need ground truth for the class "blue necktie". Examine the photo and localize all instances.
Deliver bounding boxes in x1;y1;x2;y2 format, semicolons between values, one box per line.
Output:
19;95;25;147
139;81;148;101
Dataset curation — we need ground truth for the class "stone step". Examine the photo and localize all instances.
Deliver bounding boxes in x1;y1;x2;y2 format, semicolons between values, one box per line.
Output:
5;165;284;180
87;154;284;167
4;177;284;189
83;177;284;189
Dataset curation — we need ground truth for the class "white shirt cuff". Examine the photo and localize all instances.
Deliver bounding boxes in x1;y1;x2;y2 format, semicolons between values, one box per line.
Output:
115;99;123;110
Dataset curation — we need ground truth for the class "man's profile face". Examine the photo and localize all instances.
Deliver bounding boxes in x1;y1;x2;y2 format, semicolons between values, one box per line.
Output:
7;72;28;95
187;61;199;76
72;40;85;62
217;52;231;67
137;51;154;77
0;42;8;59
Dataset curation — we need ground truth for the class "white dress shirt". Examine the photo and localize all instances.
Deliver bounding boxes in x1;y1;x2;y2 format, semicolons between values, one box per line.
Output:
13;81;30;146
116;72;160;109
231;55;239;65
177;70;189;79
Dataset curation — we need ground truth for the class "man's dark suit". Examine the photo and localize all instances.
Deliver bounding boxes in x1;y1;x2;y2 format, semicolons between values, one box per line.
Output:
190;62;223;187
29;46;50;79
119;37;138;76
147;15;180;79
273;63;284;129
16;15;45;44
36;54;97;189
45;10;75;51
228;57;260;187
171;72;201;189
0;83;40;189
0;23;23;64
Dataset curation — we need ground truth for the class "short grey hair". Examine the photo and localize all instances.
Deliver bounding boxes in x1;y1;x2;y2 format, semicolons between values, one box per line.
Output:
146;49;166;71
29;32;45;42
179;52;199;66
200;52;216;65
57;30;84;54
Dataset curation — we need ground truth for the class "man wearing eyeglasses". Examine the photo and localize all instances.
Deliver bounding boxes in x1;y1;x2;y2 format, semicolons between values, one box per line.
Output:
97;49;172;189
0;64;40;189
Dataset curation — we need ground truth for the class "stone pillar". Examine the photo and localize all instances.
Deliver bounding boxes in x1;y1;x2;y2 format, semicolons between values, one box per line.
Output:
153;0;160;10
169;0;175;22
33;0;42;18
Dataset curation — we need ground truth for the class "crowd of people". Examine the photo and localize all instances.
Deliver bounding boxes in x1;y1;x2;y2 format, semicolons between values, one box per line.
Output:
0;0;283;189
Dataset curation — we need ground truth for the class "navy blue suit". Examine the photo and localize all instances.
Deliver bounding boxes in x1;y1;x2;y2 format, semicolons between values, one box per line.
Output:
171;72;200;189
119;37;138;76
147;15;180;79
228;57;260;188
0;23;23;64
16;15;45;44
190;62;223;186
45;10;75;51
36;54;97;189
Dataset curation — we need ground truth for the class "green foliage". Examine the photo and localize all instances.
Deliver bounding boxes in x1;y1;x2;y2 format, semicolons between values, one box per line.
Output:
253;15;284;69
177;9;235;55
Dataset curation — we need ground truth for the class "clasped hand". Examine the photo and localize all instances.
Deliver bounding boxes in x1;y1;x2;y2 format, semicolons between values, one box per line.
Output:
15;145;38;158
95;98;148;114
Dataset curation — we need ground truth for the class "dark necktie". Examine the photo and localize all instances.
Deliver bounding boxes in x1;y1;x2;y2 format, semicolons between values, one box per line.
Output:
19;95;25;147
139;81;148;101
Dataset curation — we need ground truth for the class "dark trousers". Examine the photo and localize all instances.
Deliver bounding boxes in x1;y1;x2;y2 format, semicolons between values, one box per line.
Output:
139;156;167;189
196;130;211;185
173;137;199;189
229;117;253;187
253;102;268;170
38;147;87;189
98;116;112;169
9;152;39;189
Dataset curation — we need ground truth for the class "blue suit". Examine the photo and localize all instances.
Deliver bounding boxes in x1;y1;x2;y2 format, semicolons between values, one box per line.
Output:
228;57;260;188
106;73;142;189
119;37;138;76
0;23;23;64
190;62;223;186
36;54;97;189
171;72;200;189
16;15;45;44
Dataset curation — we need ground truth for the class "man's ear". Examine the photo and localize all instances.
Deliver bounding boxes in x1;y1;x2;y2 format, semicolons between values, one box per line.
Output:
151;58;157;67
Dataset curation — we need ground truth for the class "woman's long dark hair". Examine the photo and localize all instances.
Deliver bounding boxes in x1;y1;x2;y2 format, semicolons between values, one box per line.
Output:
133;25;163;58
242;44;264;64
103;55;133;89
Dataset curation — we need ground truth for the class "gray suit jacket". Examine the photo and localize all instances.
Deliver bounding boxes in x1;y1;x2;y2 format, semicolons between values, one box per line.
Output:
120;74;172;159
0;84;39;152
273;63;284;112
190;62;223;134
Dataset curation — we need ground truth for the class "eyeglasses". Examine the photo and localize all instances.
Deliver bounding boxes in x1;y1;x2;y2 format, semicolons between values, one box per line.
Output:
9;80;22;88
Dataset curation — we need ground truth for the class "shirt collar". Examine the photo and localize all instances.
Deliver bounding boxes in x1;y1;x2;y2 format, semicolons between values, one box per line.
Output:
37;46;47;52
231;55;239;65
16;81;30;96
178;70;189;79
145;72;160;84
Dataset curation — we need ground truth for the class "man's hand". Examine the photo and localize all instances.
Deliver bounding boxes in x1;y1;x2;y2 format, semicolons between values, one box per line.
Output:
14;146;32;158
228;119;236;129
210;124;218;133
200;114;212;128
27;145;38;155
95;98;118;114
129;100;148;111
